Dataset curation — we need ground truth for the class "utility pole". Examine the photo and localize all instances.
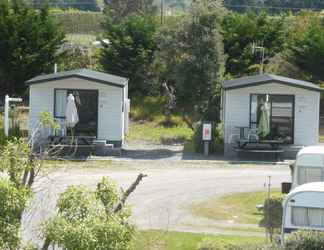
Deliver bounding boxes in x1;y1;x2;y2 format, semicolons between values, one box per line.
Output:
252;42;265;74
160;0;164;24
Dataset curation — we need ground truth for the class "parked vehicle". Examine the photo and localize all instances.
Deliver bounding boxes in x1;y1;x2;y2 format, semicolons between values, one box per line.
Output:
291;146;324;188
281;182;324;242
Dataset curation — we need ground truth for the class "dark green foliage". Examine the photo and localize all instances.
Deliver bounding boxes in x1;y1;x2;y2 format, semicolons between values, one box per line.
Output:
193;123;224;154
0;0;65;95
222;11;287;77
259;197;283;242
286;12;324;83
101;14;157;96
284;230;324;250
155;0;224;124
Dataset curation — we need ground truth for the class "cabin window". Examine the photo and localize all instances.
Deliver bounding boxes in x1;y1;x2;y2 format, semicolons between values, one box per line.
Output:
292;207;324;227
54;89;98;137
250;94;294;144
54;89;67;118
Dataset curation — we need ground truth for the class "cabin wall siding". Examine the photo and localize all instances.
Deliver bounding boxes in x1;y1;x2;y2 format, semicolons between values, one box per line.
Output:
224;82;320;156
29;77;124;141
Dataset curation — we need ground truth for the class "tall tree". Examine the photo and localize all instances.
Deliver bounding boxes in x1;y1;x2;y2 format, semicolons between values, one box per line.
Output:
101;15;157;96
0;0;65;95
154;0;225;126
222;11;287;77
286;11;324;83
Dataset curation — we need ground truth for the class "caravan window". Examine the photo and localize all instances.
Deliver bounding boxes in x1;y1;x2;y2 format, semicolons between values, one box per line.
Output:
292;207;324;227
297;154;324;167
298;167;323;185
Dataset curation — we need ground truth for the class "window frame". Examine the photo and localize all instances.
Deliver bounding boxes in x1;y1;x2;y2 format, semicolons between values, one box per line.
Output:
249;93;295;144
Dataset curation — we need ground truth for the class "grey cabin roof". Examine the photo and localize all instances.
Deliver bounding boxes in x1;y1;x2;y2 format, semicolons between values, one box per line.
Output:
223;74;322;92
26;69;128;88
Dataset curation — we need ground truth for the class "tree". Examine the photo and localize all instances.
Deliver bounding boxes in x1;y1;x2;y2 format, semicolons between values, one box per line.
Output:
286;11;324;84
0;112;60;250
0;0;65;95
42;174;147;250
222;11;287;77
154;0;225;128
259;197;283;242
101;14;157;96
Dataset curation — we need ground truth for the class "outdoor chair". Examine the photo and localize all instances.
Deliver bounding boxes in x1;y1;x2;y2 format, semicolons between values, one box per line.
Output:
247;128;259;142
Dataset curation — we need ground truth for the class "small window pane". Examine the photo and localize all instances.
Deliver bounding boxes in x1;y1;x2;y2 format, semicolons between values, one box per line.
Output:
55;90;67;117
298;155;324;167
308;208;324;227
298;167;323;185
292;207;308;226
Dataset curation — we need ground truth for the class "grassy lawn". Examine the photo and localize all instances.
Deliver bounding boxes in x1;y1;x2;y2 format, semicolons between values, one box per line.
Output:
133;230;265;250
127;96;194;144
191;189;282;225
127;121;193;144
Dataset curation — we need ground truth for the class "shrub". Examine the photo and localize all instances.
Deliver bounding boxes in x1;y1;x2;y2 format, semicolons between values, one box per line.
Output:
284;230;324;250
193;123;224;154
0;179;31;250
259;197;283;242
42;177;135;250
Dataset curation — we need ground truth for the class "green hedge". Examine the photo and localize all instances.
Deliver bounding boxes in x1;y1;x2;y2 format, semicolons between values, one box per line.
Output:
51;11;104;34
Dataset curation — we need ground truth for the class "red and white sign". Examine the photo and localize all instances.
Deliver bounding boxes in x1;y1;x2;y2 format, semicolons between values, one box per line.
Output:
202;123;212;141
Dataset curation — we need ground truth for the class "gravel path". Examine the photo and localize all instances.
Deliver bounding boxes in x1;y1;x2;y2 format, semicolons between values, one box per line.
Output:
22;160;290;245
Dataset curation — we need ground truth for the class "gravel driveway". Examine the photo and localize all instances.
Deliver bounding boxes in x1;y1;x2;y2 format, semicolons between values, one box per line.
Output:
22;160;290;245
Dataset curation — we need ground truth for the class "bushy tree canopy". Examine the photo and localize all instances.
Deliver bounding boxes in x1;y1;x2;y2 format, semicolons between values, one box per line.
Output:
101;14;157;96
222;11;287;77
154;0;225;125
286;11;324;83
0;0;65;95
42;177;135;250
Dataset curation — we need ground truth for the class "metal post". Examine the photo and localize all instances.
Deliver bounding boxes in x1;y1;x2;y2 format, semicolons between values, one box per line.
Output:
4;95;9;137
204;141;209;156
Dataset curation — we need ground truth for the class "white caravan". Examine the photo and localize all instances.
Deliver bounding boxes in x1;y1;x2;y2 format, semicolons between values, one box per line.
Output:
292;146;324;188
282;182;324;242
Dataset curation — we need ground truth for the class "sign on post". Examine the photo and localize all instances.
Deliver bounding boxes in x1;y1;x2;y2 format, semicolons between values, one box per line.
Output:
202;123;212;141
202;122;212;156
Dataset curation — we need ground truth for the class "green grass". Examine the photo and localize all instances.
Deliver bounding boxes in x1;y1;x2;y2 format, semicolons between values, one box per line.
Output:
191;189;282;225
65;34;97;46
133;230;265;250
128;96;194;144
127;122;193;144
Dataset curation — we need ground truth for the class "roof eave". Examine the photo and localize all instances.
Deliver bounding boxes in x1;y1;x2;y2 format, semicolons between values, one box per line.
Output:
223;79;322;92
27;74;126;88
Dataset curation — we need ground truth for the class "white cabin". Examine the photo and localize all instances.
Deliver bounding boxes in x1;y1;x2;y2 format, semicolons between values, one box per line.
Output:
27;69;130;147
222;74;322;158
282;182;324;241
292;146;324;188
